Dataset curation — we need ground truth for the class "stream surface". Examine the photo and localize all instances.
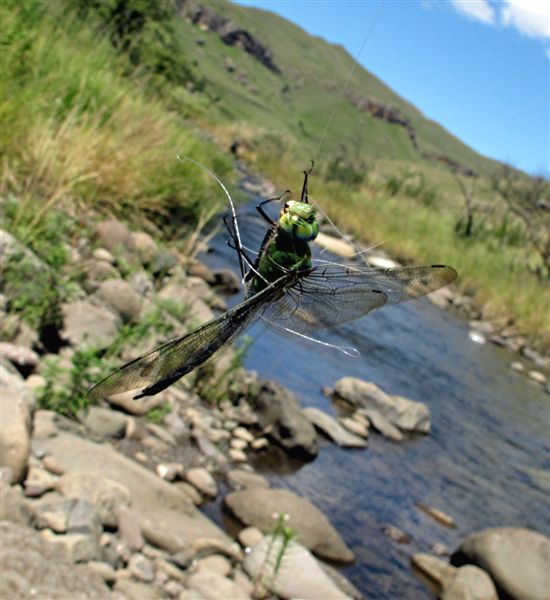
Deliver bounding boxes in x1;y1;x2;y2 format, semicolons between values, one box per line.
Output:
199;190;550;599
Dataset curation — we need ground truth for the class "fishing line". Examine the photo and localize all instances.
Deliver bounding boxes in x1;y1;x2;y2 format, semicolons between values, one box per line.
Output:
313;0;386;164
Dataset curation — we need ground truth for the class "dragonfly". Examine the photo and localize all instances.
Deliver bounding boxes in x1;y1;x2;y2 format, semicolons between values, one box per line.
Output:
88;165;457;400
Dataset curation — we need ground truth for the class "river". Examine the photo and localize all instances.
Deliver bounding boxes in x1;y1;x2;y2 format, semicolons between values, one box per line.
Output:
199;186;550;599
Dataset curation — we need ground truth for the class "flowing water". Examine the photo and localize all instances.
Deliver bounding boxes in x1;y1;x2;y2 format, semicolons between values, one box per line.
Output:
199;187;550;599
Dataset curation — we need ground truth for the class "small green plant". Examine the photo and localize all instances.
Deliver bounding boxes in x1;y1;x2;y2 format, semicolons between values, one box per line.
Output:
253;512;296;598
145;402;171;423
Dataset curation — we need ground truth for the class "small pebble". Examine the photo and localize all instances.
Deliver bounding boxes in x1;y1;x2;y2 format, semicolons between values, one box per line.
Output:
232;427;254;443
238;527;263;549
229;449;247;463
230;438;247;450
195;554;231;577
528;370;547;385
510;361;525;373
250;437;269;450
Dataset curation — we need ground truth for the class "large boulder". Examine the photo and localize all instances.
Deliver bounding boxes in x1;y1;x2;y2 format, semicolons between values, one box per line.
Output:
244;535;350;599
95;279;142;323
0;361;33;482
0;521;111;599
451;527;550;600
334;377;431;436
94;220;137;264
224;487;354;563
60;300;120;349
248;380;318;460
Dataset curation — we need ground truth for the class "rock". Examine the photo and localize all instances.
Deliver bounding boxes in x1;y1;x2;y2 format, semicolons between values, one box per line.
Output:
185;467;217;497
164;580;184;597
57;472;131;528
117;506;144;551
229;448;247;462
451;527;550;600
88;561;117;584
0;341;39;370
383;525;411;544
33;498;73;532
442;565;498;600
92;248;115;263
248;380;318;460
33;409;59;439
105;389;166;415
528;370;547;385
187;259;216;285
224;488;354;563
128;553;155;582
339;416;369;438
96;279;142;323
212;268;241;294
510;361;525;373
238;526;264;549
173;481;203;505
0;481;32;525
132;231;160;266
24;465;57;497
187;570;250;600
335;377;431;434
227;469;269;490
114;578;163;599
83;259;120;292
79;406;128;438
191;537;243;561
244;535;350;600
303;407;367;447
360;407;404;441
41;529;100;563
231;438;248;450
250;437;269;450
196;554;232;576
39;432;230;553
433;542;450;556
26;373;46;391
232;426;254;442
158;277;214;325
156;463;181;481
411;553;457;596
314;231;356;258
95;220;136;259
60;300;120;349
147;423;177;445
0;522;111;598
418;504;457;528
150;251;178;277
0;362;32;482
67;499;103;541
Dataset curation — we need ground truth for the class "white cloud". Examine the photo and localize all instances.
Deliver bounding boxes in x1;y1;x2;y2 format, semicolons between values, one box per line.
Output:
501;0;550;41
450;0;496;25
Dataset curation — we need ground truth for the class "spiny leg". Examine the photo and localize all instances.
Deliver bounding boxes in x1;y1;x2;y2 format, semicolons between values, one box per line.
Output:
256;190;291;225
300;160;315;203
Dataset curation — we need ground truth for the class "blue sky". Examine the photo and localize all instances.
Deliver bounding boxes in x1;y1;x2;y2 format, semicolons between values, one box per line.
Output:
233;0;549;175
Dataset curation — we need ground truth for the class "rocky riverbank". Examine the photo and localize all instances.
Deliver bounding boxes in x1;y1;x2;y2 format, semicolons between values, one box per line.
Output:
1;209;549;599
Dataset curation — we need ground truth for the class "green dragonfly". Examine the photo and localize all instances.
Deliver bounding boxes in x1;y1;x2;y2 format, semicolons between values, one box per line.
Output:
88;167;457;400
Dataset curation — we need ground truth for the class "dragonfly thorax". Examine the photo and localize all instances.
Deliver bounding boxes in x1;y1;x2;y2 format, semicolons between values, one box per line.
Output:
279;200;319;242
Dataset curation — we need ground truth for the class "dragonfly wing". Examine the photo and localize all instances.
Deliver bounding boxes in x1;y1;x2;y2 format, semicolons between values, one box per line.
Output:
88;277;288;400
260;264;457;336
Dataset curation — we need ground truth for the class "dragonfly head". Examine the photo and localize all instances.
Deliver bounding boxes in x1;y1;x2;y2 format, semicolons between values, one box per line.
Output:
279;200;319;242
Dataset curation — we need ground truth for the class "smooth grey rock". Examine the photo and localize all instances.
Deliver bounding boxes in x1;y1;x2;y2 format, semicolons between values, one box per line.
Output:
0;362;33;482
57;472;131;528
39;432;231;553
60;300;120;349
185;467;217;498
95;220;136;258
24;465;57;497
117;506;145;551
132;231;160;266
244;535;349;600
0;481;31;525
442;565;498;600
248;380;318;460
195;554;231;576
0;522;111;598
128;553;155;582
224;488;354;563
41;529;100;563
411;553;457;597
451;527;550;600
83;259;120;292
334;377;431;434
79;406;128;438
67;499;102;541
227;469;269;490
360;408;404;441
238;527;264;549
187;570;250;600
303;407;367;447
229;448;247;462
96;279;142;323
339;416;369;438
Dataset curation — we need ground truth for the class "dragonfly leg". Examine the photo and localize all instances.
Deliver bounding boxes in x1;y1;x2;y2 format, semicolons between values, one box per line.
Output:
256;190;291;225
300;160;315;203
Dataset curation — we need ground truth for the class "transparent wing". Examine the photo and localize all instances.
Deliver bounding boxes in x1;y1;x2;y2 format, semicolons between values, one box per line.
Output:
260;263;457;337
88;278;287;400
